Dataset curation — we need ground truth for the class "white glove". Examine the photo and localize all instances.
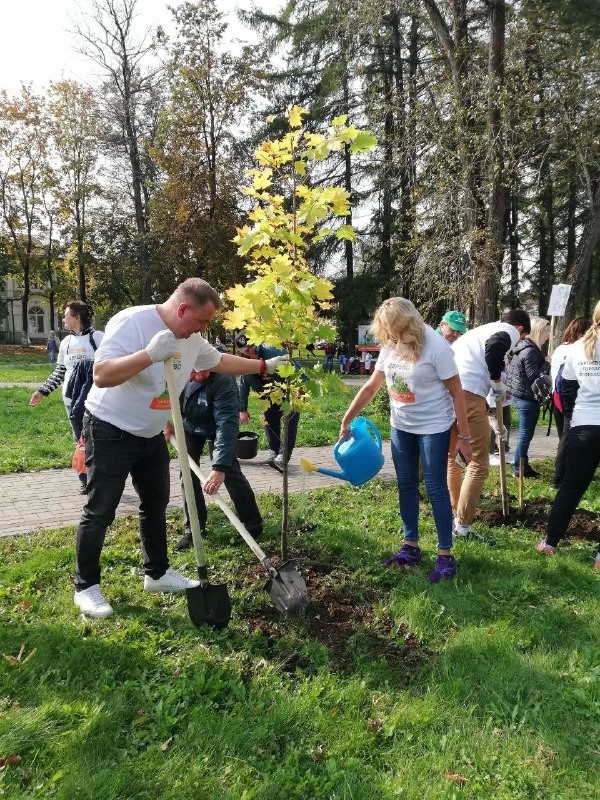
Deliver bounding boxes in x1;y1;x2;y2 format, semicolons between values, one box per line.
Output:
264;354;290;374
490;380;506;402
492;421;509;442
145;330;180;363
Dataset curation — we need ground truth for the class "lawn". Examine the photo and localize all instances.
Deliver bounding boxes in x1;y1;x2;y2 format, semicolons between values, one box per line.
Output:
0;348;48;366
0;364;55;383
0;468;599;799
0;388;74;474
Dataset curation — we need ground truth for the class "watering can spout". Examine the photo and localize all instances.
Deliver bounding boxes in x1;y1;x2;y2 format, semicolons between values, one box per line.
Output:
314;465;348;482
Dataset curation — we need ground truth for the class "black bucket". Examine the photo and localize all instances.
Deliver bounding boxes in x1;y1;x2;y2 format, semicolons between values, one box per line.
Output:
237;431;259;459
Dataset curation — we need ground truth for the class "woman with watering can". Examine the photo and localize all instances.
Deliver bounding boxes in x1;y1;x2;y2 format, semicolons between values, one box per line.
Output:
339;297;472;582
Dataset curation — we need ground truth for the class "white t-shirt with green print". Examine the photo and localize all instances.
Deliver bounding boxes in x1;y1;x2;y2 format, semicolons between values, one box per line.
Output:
375;326;458;434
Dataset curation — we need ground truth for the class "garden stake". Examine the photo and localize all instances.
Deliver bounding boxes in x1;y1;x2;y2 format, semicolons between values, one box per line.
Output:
164;359;232;629
496;399;510;517
518;458;524;510
171;435;308;616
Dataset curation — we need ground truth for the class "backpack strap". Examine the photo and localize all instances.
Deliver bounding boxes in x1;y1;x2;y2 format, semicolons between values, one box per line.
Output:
89;331;98;351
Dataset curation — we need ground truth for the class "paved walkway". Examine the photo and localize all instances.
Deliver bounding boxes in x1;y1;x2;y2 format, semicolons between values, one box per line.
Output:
0;427;558;538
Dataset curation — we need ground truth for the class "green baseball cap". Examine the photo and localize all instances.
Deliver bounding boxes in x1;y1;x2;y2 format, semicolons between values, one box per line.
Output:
442;310;467;333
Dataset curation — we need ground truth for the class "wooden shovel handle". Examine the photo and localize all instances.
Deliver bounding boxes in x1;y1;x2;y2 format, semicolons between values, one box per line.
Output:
164;359;207;571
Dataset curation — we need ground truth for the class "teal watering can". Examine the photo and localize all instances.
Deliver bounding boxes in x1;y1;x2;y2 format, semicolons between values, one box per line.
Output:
300;417;385;486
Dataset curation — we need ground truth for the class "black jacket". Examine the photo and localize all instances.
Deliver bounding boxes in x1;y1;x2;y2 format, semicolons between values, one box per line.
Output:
181;374;239;471
506;338;549;402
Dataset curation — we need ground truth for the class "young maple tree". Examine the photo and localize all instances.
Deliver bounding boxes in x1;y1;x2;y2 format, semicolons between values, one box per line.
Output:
224;105;376;557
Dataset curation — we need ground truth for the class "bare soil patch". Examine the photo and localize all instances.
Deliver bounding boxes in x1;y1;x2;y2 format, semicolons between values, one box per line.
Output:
475;498;599;542
235;548;427;678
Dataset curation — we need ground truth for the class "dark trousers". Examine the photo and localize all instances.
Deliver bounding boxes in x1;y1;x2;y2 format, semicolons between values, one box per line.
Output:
74;414;171;590
263;405;299;459
546;425;600;547
552;407;570;486
182;430;263;537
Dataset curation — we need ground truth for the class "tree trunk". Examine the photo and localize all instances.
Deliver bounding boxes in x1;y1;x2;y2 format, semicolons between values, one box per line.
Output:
553;186;600;341
508;189;519;307
475;0;506;323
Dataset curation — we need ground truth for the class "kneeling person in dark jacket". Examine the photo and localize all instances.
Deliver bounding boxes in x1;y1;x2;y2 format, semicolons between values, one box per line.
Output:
176;370;263;550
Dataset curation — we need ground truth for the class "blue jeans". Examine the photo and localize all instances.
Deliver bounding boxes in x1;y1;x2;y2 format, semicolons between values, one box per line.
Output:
390;426;453;550
74;413;171;590
512;397;540;474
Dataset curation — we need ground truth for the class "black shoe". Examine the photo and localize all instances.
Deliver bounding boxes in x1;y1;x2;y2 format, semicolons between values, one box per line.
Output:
175;530;194;551
515;468;540;479
79;483;88;495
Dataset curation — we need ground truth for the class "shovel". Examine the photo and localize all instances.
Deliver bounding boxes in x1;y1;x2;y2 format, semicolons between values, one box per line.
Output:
170;435;308;616
496;399;510;518
164;359;232;629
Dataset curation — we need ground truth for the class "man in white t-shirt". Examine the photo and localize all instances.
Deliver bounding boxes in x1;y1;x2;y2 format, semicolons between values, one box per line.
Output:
448;309;530;538
74;278;286;619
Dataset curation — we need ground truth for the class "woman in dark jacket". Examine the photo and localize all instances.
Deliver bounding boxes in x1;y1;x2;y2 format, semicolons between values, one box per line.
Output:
506;317;550;478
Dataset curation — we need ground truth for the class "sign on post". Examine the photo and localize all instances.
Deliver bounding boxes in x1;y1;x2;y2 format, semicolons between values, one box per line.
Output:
547;283;572;355
547;284;572;317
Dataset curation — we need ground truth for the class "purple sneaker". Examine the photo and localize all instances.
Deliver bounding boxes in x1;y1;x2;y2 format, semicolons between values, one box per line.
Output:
428;554;457;583
385;544;422;567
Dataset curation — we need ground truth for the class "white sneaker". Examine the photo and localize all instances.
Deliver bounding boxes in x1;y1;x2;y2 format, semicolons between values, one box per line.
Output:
454;520;471;538
268;450;277;461
143;567;200;593
74;584;114;618
274;453;285;466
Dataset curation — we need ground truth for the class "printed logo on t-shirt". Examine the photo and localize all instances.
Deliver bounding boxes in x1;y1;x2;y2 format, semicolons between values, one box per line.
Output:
387;355;416;404
149;388;171;410
148;352;182;410
576;359;600;377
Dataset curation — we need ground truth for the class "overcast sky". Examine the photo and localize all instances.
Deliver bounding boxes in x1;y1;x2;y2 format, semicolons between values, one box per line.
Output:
1;0;265;92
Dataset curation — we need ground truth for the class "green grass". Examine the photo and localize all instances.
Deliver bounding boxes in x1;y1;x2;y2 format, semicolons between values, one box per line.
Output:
0;364;55;383
0;352;49;366
0;388;74;474
0;467;598;799
0;383;385;474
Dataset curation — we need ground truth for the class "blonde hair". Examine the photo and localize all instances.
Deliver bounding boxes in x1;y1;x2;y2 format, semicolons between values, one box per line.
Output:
582;300;600;361
528;317;550;349
370;297;426;361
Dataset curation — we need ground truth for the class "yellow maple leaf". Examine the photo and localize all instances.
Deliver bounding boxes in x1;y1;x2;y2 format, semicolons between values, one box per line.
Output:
223;307;248;330
288;105;308;129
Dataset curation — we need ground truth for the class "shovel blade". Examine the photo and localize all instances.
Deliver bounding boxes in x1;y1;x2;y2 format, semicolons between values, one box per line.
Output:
186;583;232;629
265;560;308;616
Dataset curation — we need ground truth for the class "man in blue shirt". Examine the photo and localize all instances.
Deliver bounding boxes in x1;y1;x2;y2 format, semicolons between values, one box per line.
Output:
236;332;300;471
176;369;263;550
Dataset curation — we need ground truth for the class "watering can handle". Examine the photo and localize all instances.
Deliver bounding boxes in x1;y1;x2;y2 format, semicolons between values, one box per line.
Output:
365;418;382;451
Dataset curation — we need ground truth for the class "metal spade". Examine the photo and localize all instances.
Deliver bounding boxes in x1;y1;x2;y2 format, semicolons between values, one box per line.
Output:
164;360;232;629
170;435;308;616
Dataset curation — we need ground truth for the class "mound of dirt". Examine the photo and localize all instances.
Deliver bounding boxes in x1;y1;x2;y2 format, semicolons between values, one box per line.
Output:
237;549;427;677
475;499;599;542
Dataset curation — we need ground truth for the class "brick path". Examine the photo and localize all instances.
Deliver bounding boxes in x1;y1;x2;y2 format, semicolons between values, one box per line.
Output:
0;428;557;539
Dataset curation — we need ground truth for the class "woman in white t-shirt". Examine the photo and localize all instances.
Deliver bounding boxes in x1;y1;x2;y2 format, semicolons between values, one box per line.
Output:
537;300;600;563
29;300;104;492
339;298;472;583
548;317;591;489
